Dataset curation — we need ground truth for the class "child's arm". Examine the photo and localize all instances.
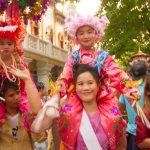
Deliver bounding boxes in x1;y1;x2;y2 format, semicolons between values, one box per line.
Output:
102;55;128;93
102;55;140;99
56;54;75;97
8;65;42;114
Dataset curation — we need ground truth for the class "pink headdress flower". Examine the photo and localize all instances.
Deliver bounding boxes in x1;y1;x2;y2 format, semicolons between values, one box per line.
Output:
65;15;109;41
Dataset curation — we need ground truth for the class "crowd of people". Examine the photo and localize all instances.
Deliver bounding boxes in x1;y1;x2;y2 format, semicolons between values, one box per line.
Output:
0;9;149;150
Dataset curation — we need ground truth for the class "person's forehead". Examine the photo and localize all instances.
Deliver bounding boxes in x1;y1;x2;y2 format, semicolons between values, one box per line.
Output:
77;71;95;81
77;25;94;32
0;39;14;42
5;88;19;95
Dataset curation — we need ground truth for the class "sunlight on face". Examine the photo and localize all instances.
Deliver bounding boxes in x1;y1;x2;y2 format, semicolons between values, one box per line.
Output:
76;25;96;49
0;39;15;57
76;71;99;103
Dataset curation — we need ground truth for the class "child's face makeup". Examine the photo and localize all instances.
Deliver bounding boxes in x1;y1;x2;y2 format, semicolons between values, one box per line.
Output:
0;39;15;57
76;25;96;50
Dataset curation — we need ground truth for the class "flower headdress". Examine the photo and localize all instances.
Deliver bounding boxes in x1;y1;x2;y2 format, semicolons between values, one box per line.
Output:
0;18;26;56
65;15;109;41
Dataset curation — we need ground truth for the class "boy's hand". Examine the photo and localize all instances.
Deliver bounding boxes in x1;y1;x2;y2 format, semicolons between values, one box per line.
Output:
7;65;30;80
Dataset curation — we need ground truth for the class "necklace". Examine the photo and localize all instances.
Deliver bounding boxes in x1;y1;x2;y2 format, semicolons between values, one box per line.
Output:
0;55;17;82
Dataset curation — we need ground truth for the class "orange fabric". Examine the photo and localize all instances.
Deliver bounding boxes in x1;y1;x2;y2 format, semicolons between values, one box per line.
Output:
60;141;66;150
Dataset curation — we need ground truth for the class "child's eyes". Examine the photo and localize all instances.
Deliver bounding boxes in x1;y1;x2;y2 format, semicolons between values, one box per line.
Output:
88;82;93;85
0;42;13;45
78;83;83;86
7;42;13;45
79;32;84;35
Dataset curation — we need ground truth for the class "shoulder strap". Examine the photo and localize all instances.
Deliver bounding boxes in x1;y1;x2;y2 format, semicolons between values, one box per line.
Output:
71;50;80;65
80;110;102;150
93;50;109;73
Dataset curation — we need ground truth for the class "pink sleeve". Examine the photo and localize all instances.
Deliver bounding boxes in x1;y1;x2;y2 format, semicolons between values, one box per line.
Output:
101;55;129;94
57;55;75;97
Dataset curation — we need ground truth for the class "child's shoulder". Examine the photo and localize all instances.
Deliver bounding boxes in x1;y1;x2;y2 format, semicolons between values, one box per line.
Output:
70;49;80;55
97;49;109;54
70;49;80;61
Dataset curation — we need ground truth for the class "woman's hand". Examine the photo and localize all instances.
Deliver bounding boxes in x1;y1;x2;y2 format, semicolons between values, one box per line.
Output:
7;65;30;80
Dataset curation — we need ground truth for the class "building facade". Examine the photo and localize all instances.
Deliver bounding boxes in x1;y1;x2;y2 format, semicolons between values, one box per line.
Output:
23;4;74;89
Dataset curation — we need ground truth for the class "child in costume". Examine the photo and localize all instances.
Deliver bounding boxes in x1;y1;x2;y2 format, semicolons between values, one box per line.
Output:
55;14;139;110
31;64;127;150
136;75;150;149
119;62;147;150
0;66;47;150
31;14;140;149
0;17;42;114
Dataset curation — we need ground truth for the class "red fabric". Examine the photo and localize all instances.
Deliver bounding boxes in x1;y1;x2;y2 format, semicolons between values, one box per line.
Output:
58;92;126;150
6;0;19;20
136;111;150;150
58;50;129;98
56;50;128;149
57;55;75;97
100;55;128;94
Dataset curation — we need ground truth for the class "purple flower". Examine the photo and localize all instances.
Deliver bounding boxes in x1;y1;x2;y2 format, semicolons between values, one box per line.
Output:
127;99;133;105
0;0;7;12
110;106;120;116
63;104;72;113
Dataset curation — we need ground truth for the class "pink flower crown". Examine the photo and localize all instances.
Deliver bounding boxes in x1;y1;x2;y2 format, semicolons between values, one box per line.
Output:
65;15;109;41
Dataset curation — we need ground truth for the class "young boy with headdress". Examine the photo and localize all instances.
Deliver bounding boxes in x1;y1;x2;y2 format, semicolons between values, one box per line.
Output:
0;2;42;121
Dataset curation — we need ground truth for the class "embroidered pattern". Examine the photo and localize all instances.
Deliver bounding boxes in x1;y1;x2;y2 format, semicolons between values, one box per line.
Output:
57;104;73;129
71;50;109;75
93;50;109;74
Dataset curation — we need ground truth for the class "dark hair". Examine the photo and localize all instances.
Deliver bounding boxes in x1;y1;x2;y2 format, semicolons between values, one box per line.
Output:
35;82;45;91
129;62;147;81
73;64;100;84
0;79;19;98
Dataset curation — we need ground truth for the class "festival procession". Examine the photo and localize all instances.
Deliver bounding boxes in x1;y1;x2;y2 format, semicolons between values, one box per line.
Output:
0;0;149;150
